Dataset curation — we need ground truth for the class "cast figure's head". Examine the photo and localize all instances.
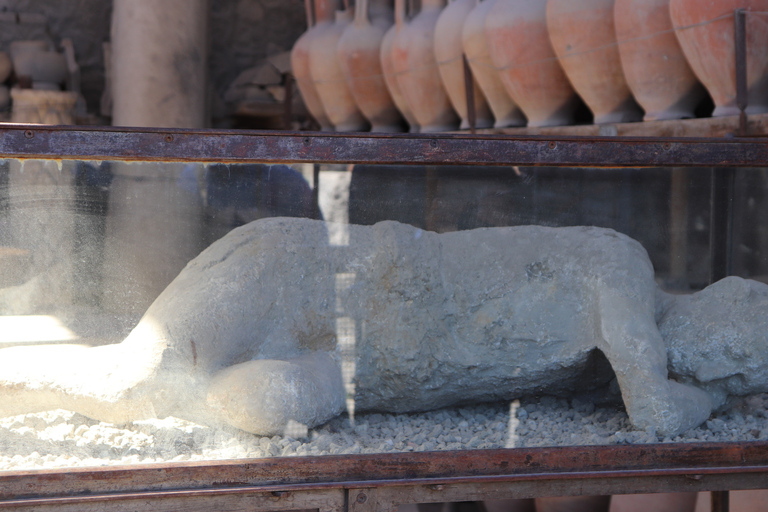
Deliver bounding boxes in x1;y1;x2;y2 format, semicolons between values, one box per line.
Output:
660;276;768;398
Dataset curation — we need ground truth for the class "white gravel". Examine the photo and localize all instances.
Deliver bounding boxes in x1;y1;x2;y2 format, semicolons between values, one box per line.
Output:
1;393;766;471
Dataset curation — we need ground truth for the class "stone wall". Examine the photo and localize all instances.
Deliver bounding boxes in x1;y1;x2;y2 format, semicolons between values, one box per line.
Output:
209;0;306;103
0;0;111;113
0;0;306;117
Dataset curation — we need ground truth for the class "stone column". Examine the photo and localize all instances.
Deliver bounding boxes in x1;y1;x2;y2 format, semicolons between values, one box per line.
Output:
111;0;208;128
103;0;208;318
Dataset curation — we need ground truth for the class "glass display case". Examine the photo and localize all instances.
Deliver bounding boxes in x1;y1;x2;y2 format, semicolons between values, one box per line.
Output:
0;126;766;510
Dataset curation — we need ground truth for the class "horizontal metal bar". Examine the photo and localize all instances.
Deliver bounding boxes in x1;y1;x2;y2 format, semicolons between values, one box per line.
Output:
0;488;344;512
315;465;768;488
0;125;768;167
365;474;768;505
2;468;767;510
1;443;766;502
6;463;767;505
0;486;343;508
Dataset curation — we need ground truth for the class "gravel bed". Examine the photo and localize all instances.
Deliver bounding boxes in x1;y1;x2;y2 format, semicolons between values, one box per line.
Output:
1;394;766;471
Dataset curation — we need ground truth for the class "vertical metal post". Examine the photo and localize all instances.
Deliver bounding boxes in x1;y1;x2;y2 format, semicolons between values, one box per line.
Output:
735;9;748;136
709;167;735;284
313;163;321;220
710;10;743;285
712;490;730;512
709;9;749;283
670;168;689;288
425;166;439;231
283;72;294;130
0;159;8;216
462;54;477;134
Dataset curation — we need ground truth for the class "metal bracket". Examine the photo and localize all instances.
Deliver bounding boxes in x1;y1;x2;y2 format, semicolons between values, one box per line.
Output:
709;167;735;283
349;488;398;512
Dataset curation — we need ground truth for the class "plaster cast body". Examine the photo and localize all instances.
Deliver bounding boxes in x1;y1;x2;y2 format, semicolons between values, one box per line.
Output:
0;218;765;437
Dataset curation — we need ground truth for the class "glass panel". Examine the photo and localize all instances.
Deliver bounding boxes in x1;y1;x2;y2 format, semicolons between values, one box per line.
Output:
0;160;766;471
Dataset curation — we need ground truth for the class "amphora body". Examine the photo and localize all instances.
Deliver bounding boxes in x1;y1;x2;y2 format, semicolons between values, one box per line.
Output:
546;0;642;124
485;0;579;127
670;0;768;116
434;0;494;129
614;0;705;121
462;0;525;128
338;0;405;132
392;0;459;132
291;0;335;131
381;0;420;132
310;6;369;131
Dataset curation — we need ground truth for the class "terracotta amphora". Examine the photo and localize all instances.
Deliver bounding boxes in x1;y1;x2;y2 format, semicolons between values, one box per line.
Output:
434;0;494;129
546;0;643;124
310;6;369;131
338;0;406;132
485;0;579;127
381;0;420;132
392;0;460;132
614;0;705;121
670;0;768;117
462;0;526;128
291;0;335;131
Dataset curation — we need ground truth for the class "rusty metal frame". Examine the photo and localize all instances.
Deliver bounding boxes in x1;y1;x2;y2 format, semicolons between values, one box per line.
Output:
0;124;768;510
0;443;767;510
0;124;767;167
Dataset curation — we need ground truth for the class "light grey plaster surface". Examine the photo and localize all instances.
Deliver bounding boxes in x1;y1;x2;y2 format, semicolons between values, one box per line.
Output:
0;218;766;438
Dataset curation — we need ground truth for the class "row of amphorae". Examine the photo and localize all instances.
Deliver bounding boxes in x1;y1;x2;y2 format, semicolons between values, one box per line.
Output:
291;0;768;132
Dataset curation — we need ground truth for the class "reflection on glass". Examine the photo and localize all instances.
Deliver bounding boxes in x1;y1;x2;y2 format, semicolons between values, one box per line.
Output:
0;161;765;471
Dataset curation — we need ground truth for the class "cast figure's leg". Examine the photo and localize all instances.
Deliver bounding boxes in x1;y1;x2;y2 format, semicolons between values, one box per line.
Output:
0;343;166;424
594;283;715;436
205;352;346;435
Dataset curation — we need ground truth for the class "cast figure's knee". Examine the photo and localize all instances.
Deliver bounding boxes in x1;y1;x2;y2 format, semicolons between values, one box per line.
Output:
631;380;715;436
206;352;345;435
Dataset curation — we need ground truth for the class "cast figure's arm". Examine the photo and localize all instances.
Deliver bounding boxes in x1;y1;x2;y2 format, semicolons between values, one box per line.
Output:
595;280;715;436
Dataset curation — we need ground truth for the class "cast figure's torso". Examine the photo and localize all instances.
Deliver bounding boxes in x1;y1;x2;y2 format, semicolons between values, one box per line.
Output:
341;222;653;411
0;217;723;436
